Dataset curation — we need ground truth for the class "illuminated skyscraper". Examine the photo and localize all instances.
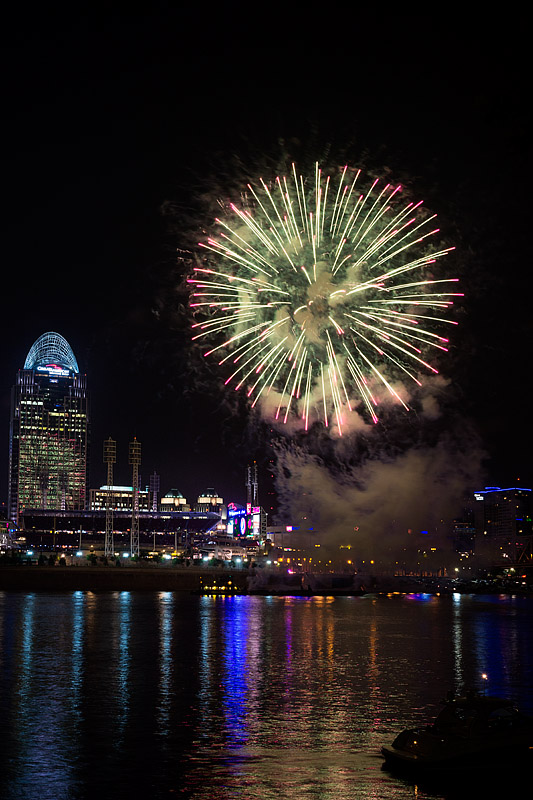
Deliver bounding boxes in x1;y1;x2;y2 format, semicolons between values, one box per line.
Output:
473;486;532;564
8;332;88;524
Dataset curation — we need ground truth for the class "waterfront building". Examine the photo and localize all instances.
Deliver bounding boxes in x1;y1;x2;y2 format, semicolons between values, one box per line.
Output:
160;490;190;512
89;485;152;512
452;519;476;558
8;332;88;525
195;488;225;518
473;486;532;564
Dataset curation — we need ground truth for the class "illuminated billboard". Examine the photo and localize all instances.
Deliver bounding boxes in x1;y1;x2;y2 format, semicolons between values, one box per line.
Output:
227;502;266;538
36;364;71;378
227;503;249;537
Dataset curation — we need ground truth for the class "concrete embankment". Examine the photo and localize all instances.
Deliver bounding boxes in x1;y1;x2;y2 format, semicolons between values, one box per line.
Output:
0;566;249;593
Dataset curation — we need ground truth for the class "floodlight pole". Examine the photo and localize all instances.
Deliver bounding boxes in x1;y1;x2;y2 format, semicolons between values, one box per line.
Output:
103;438;116;558
129;438;141;557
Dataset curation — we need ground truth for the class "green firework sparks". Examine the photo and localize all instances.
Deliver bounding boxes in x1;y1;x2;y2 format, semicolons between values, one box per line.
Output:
190;163;460;434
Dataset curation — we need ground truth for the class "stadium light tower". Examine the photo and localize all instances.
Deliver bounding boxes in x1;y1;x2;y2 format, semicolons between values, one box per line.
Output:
246;461;259;508
103;438;116;558
149;471;160;512
129;438;141;556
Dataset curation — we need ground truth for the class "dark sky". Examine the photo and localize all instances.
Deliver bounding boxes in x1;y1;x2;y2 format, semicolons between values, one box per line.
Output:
0;8;530;507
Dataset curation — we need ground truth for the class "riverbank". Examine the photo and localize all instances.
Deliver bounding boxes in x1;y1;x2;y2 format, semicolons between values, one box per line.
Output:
1;565;531;596
0;566;366;595
0;565;249;593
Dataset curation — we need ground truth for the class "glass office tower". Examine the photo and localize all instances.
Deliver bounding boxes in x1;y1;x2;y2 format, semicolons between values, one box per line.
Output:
8;332;88;524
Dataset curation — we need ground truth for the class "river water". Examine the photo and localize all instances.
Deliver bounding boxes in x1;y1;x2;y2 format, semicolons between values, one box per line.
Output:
1;590;532;800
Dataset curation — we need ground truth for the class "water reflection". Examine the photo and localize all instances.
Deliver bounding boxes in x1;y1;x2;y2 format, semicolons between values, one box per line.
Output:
4;593;82;799
157;591;173;735
226;597;263;744
116;591;131;742
71;591;84;701
471;595;531;702
452;592;464;692
1;591;532;800
368;613;382;743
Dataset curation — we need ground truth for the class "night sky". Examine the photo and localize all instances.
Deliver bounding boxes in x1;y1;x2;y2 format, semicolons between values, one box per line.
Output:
1;8;530;509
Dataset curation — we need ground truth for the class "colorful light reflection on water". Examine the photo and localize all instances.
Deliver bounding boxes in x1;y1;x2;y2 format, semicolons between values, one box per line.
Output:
1;591;532;799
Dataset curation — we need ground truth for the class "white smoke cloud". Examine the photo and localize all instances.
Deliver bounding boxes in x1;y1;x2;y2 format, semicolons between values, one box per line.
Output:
273;418;484;568
257;372;454;440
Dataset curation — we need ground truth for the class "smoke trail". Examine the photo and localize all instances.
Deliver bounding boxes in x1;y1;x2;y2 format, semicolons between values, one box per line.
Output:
272;376;484;567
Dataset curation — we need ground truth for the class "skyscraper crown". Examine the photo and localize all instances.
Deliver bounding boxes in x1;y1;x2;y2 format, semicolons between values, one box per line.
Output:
24;332;79;373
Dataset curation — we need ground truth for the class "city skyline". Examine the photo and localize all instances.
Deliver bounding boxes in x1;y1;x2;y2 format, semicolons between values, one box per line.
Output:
1;9;530;510
1;11;532;800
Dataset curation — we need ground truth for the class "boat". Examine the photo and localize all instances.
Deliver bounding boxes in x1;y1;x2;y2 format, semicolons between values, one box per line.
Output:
192;576;241;595
381;692;533;775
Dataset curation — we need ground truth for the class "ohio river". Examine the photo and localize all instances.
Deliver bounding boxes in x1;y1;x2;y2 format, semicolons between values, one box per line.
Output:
1;591;532;800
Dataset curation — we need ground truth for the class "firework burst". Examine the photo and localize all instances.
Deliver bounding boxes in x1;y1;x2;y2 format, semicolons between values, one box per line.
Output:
189;163;460;434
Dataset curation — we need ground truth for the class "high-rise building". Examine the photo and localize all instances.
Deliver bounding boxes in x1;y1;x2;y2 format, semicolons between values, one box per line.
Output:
473;486;532;564
8;332;88;524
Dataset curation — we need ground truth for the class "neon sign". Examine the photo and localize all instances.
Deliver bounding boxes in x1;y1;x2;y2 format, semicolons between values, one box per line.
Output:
36;364;70;377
